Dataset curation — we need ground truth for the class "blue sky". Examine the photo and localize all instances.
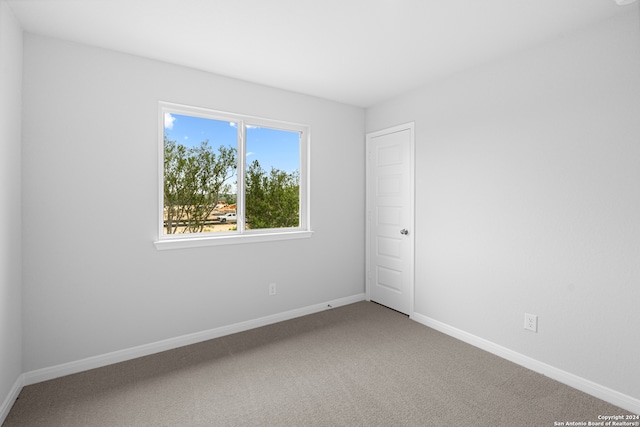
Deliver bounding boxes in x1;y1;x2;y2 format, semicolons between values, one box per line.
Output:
164;112;300;174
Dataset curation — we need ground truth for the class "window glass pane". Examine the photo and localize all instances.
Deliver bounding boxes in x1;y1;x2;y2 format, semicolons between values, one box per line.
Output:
245;126;301;230
163;112;237;234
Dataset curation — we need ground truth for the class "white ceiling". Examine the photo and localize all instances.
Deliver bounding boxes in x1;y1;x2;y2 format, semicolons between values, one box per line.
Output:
7;0;634;107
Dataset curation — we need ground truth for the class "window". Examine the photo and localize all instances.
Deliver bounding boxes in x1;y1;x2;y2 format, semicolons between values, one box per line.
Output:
155;102;311;249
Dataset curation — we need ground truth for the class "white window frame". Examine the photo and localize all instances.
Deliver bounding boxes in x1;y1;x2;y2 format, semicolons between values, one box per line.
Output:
154;102;312;250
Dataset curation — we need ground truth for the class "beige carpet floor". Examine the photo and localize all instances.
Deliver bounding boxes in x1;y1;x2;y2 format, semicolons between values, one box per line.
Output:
3;301;632;426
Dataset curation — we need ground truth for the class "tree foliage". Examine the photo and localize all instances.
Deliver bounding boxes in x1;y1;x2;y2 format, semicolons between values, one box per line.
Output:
164;139;299;233
164;137;236;233
245;160;300;229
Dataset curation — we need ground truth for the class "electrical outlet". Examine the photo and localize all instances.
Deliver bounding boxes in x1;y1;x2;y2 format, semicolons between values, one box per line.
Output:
268;282;277;296
524;313;538;332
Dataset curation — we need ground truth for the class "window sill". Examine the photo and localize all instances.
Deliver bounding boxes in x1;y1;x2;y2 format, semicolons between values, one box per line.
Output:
154;230;313;250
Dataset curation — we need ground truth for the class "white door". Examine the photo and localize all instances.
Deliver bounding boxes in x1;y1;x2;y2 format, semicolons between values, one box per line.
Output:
366;123;414;316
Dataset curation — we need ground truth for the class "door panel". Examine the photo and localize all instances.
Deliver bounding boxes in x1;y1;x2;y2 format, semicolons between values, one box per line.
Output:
366;124;414;315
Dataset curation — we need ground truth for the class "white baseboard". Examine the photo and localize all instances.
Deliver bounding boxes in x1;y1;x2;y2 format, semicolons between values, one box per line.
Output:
23;293;366;387
411;312;640;415
0;373;24;425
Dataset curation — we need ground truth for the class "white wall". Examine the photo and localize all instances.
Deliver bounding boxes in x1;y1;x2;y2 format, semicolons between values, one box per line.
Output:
21;34;365;372
367;10;640;404
0;0;23;417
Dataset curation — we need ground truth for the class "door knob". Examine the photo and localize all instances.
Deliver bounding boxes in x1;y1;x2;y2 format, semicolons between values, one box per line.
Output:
400;229;409;235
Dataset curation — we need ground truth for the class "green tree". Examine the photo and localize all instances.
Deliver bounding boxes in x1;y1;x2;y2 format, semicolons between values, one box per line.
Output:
164;138;236;233
245;160;299;229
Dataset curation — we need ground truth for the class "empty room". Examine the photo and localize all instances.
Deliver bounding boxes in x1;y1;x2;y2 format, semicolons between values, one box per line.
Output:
1;0;639;425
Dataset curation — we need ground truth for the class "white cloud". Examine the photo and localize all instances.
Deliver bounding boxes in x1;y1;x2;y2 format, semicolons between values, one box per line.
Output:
246;151;255;157
229;122;237;128
164;112;176;130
